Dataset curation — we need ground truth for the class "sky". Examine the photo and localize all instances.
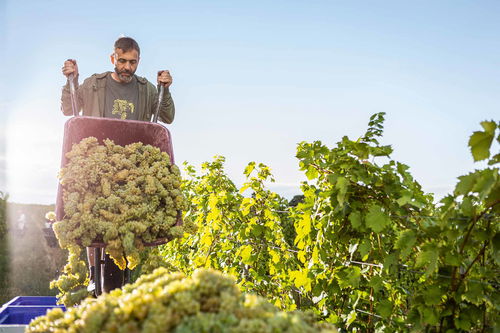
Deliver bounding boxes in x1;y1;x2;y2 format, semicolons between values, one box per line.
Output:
1;0;499;204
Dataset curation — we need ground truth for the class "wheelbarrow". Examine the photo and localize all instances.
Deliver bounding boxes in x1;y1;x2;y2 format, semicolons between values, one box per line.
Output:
54;78;180;296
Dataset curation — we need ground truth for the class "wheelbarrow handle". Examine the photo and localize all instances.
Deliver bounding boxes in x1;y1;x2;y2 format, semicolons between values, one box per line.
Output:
68;73;79;117
152;84;164;123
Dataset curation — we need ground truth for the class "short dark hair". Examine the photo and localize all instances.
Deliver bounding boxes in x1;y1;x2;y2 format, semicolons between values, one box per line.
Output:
114;37;140;55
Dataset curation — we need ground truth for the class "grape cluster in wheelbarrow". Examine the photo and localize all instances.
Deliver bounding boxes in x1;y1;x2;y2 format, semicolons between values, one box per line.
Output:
51;137;195;306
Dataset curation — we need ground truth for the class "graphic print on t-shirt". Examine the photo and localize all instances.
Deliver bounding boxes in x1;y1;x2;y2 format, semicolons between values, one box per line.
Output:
105;73;139;120
112;99;135;119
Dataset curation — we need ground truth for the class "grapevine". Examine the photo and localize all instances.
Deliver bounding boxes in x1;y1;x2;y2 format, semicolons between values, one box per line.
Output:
160;115;499;331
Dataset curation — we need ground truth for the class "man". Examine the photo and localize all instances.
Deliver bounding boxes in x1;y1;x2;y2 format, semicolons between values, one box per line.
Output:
61;36;174;123
60;36;175;293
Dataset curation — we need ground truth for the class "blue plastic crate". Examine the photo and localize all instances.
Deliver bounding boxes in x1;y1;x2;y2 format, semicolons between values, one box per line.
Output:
2;296;62;307
0;306;63;325
0;297;66;329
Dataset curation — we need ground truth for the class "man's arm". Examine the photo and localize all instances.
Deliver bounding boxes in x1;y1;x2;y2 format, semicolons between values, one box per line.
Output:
157;87;175;124
156;70;175;124
60;59;82;116
61;76;82;116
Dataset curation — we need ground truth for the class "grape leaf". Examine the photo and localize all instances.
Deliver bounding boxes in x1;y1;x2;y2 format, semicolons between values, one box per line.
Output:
423;285;442;306
376;299;393;318
493;233;500;265
415;246;439;277
463;281;484;305
366;204;390;233
454;173;477;196
243;162;256;176
305;166;318;180
422;307;439;325
346;310;357;328
444;252;461;266
468;121;496;162
369;275;384;292
336;176;349;206
358;238;371;260
239;245;253;264
290;269;311;291
349;211;362;230
395;229;416;259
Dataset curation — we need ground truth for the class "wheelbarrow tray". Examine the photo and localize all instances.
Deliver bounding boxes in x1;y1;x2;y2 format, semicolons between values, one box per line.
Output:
55;116;180;246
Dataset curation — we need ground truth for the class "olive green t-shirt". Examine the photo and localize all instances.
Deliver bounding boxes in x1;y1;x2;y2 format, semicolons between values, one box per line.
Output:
104;74;139;120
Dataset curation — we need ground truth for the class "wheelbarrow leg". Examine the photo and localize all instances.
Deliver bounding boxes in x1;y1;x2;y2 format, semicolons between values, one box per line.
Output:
102;252;124;293
124;267;131;284
94;247;102;296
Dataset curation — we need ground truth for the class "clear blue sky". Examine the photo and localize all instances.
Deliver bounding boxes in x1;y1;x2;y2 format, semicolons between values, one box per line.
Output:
1;0;499;204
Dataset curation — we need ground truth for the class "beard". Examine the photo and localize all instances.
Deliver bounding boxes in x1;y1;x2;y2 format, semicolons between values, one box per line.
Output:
114;67;135;83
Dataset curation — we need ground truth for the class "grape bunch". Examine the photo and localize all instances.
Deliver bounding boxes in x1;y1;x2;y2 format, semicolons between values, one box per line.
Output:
28;268;337;333
51;137;194;306
49;247;90;307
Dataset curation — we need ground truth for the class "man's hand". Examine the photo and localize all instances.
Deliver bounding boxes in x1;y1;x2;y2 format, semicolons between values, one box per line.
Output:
157;70;172;88
62;59;78;78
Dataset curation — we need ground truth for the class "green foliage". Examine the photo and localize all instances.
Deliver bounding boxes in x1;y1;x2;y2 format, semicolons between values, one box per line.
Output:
409;120;500;331
1;202;67;305
0;191;7;237
158;114;498;331
0;191;8;302
291;112;435;330
161;157;298;309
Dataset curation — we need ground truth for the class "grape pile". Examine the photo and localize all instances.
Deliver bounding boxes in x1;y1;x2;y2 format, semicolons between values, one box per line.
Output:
51;137;193;306
28;268;337;333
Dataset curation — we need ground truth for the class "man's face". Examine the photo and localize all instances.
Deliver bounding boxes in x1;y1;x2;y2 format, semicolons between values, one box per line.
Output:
111;48;140;83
